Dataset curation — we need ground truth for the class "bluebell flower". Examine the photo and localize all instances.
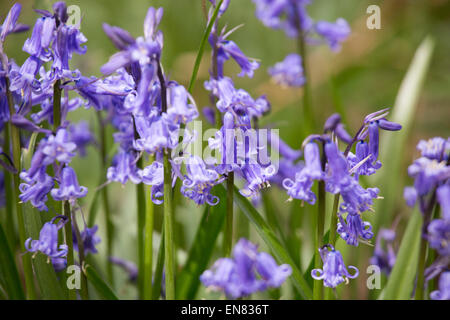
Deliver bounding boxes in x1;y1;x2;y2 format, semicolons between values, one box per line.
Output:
1;3;28;42
430;271;450;300
370;228;396;275
166;82;199;125
201;238;290;298
427;218;450;257
73;225;101;255
417;137;449;161
437;184;450;220
19;168;54;211
315;18;351;52
256;252;292;287
268;53;305;87
9;56;42;98
51;166;88;202
41;129;77;164
133;116;177;154
25;215;68;259
407;157;450;197
51;257;67;272
311;244;359;288
337;212;373;246
107;150;142;185
239;163;275;198
53;24;87;77
403;186;417;208
141;160;164;204
109;256;138;282
68;121;94;157
22;16;55;61
347;140;381;179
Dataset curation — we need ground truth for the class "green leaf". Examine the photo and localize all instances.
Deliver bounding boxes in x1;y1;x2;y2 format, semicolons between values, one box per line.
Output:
0;224;25;299
176;186;227;299
372;36;434;232
187;0;224;93
379;209;422;300
22;202;66;300
83;264;119;300
230;185;313;300
152;230;165;300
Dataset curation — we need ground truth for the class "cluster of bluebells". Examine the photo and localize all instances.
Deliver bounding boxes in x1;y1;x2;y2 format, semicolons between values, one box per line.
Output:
203;1;275;201
0;3;100;271
281;110;401;287
252;0;351;87
201;238;292;298
403;137;450;300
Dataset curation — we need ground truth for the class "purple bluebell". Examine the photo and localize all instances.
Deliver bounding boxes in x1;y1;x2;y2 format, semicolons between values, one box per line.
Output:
107;150;142;185
201;238;290;298
370;228;396;274
53;24;87;77
19;168;54;211
166;82;199;125
417;137;449;161
25;215;68;259
255;252;292;287
51;166;87;202
403;186;417;208
239;163;275;198
407;157;450;197
430;271;450;300
315;18;351;52
141;160;164;204
23;16;55;61
51;257;67;272
437;184;450;220
73;224;101;255
9;56;42;98
41;129;77;165
427;218;450;257
311;244;358;288
337;212;373;246
68;121;93;157
1;3;28;42
347;140;381;179
268;53;305;87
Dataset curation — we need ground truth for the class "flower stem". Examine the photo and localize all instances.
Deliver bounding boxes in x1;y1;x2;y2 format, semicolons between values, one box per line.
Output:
0;49;35;299
2;123;15;249
143;156;154;300
224;172;235;256
63;200;77;300
157;61;175;300
415;193;436;300
136;157;146;298
53;79;61;130
324;194;340;300
71;204;89;300
313;144;327;300
96;111;114;286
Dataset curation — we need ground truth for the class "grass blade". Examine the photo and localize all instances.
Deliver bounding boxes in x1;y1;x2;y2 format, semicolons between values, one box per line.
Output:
176;186;227;299
83;264;119;300
380;208;421;300
372;36;434;232
0;224;25;299
230;185;313;300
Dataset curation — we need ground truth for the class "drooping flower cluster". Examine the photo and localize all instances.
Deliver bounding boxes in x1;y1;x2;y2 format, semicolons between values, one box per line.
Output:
311;244;358;288
252;0;351;88
404;136;450;299
204;1;275;200
97;6;222;206
200;238;292;298
283;110;401;247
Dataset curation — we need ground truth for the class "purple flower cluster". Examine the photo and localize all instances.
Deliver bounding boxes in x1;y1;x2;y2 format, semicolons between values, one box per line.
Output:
311;244;358;288
200;238;292;298
283;111;401;247
403;137;449;299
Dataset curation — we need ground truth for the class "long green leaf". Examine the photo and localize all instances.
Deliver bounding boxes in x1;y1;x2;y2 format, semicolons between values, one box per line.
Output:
83;264;118;300
176;186;227;299
380;209;422;300
0;224;25;299
230;185;313;300
187;0;224;93
22;202;66;299
372;36;434;232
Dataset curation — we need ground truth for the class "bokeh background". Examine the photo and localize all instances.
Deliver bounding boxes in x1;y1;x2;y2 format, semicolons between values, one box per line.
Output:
1;0;449;299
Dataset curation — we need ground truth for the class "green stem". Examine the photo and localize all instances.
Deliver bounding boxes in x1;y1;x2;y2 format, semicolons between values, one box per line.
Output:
152;230;165;300
143;157;154;300
224;172;234;256
415;194;436;300
96;111;114;286
324;194;340;300
63;201;77;300
53;79;61;130
71;205;89;300
313;180;326;300
163;152;175;299
2;123;15;249
0;49;35;299
136;157;146;298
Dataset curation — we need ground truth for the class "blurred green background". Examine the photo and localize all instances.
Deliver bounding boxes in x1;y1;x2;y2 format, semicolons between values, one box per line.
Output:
1;0;449;299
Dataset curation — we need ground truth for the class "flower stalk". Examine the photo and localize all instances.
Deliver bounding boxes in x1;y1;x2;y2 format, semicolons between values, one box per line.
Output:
143;156;154;300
